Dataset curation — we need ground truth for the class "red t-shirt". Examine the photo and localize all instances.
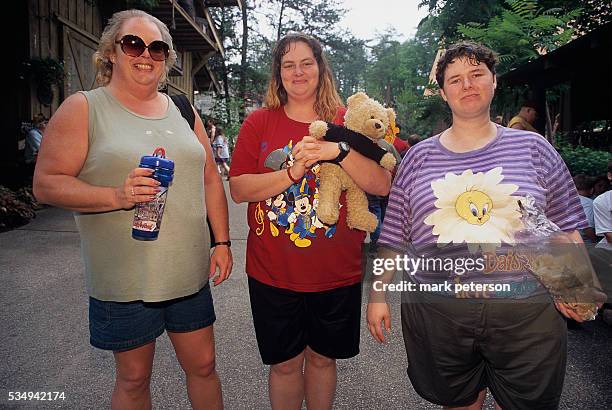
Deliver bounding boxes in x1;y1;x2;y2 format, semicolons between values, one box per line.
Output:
229;106;365;292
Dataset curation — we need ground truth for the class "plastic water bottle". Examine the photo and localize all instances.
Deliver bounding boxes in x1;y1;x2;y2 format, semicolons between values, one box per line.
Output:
132;147;174;241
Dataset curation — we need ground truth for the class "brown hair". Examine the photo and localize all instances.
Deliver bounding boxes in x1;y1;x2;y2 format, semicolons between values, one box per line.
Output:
93;9;177;90
573;174;594;191
436;41;498;90
264;33;343;122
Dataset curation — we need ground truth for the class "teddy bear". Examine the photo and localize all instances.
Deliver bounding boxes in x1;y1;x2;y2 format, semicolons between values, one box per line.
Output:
308;92;397;232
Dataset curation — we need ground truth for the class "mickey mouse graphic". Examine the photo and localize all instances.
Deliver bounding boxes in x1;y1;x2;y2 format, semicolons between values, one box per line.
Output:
287;179;317;248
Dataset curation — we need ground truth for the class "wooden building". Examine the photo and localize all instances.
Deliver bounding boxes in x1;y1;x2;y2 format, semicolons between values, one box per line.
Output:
498;21;612;147
7;0;240;187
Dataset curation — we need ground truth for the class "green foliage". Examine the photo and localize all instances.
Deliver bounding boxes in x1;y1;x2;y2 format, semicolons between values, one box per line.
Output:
457;0;581;74
556;142;612;176
208;95;244;149
363;18;449;137
24;57;65;86
419;0;503;40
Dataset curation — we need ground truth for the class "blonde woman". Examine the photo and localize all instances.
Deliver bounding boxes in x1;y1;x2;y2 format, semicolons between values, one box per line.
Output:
34;9;231;409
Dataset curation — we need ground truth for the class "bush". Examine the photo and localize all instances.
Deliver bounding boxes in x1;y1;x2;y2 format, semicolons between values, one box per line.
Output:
0;186;38;232
556;143;611;176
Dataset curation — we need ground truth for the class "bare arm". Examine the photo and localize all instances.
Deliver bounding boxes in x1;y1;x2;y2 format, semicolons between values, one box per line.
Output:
229;138;317;204
192;108;233;286
193;109;229;243
583;227;598;243
33;93;157;212
299;137;392;196
366;246;399;343
338;147;392;196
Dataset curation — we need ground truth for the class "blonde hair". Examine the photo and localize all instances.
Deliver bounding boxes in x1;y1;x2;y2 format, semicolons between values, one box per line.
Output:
264;33;343;122
93;9;177;89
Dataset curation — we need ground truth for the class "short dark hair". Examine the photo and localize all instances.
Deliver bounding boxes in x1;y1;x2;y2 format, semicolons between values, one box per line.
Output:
573;174;594;191
407;134;421;146
521;100;538;110
436;41;498;90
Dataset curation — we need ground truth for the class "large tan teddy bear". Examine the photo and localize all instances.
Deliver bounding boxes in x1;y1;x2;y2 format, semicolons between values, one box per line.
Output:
308;92;396;232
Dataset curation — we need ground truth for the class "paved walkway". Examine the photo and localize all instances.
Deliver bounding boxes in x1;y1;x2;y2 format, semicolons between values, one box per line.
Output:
1;182;611;409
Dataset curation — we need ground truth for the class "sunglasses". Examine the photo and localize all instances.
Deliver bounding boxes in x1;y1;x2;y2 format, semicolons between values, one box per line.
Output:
115;34;170;61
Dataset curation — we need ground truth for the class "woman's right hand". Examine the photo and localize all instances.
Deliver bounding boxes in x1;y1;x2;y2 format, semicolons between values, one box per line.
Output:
367;302;392;343
114;168;161;209
293;136;322;168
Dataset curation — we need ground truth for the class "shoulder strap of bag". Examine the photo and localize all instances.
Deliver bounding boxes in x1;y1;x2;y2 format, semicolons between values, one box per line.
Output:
170;94;196;131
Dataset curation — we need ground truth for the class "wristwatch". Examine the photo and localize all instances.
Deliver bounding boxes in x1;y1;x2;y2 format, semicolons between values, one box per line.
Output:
213;240;231;247
334;141;350;163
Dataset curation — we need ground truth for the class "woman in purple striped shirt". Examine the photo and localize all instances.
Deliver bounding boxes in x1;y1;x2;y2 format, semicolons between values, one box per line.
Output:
367;42;592;410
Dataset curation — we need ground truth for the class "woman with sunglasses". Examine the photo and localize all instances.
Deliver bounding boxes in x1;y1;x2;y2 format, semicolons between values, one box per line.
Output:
229;33;391;409
33;9;231;409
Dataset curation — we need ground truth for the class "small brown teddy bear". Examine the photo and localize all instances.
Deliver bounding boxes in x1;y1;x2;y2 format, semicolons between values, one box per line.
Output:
309;92;396;232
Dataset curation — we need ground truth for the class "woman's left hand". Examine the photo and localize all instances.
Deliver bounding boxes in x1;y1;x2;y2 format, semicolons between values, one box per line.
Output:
209;245;233;286
293;136;339;167
554;301;585;322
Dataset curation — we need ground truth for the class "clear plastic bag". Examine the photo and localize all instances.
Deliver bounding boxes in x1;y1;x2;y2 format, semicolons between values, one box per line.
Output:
517;195;606;321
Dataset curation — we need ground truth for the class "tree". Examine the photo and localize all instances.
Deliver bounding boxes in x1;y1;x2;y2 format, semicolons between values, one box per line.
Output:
540;0;612;34
418;0;504;40
457;0;581;74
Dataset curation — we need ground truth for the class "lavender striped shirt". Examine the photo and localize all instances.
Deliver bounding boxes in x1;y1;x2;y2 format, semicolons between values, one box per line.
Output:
378;125;588;298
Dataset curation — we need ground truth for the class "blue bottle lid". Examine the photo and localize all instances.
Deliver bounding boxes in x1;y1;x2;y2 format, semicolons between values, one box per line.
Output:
139;155;175;171
139;147;174;185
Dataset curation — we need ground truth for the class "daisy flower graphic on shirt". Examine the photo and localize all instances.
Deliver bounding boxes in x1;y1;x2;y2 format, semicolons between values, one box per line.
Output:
424;167;523;252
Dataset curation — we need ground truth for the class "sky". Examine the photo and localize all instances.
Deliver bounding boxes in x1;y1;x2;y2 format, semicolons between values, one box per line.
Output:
338;0;430;41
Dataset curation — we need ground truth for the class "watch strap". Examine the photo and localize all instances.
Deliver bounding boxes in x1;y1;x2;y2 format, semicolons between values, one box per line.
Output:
333;142;350;164
213;240;231;247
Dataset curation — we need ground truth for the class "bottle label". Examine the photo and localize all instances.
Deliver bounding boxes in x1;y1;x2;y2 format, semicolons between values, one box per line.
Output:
132;187;168;233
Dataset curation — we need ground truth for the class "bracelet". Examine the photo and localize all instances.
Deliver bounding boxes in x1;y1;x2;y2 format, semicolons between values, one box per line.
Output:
213;241;231;247
287;167;301;184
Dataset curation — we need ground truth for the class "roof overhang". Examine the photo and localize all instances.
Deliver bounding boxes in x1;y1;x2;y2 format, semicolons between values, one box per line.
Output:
204;0;244;12
151;0;219;53
499;21;612;89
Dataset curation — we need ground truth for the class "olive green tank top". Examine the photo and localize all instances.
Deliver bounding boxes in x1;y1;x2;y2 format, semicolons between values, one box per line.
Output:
76;87;209;302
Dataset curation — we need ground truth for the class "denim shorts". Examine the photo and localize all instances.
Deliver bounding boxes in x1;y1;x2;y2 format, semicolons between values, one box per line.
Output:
89;283;216;351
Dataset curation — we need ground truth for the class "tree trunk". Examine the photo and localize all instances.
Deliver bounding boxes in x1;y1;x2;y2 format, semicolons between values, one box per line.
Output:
277;0;286;41
219;6;231;124
239;0;248;122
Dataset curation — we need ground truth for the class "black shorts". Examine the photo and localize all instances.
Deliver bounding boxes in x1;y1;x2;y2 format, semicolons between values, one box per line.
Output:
401;292;566;409
248;277;361;365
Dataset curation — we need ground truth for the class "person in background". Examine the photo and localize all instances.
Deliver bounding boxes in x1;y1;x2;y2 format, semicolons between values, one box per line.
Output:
508;100;540;134
206;118;217;142
229;32;391;409
593;163;612;250
25;113;47;165
212;127;231;180
406;133;421;149
592;162;612;325
493;114;503;125
33;9;231;409
592;174;610;198
573;174;598;243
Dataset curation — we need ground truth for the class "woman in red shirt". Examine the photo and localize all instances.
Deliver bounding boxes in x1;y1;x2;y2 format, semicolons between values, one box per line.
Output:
229;33;391;409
